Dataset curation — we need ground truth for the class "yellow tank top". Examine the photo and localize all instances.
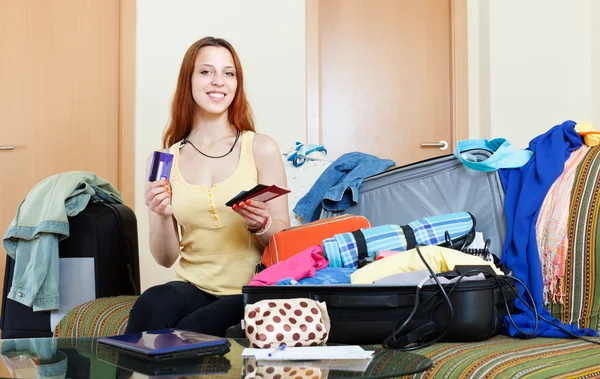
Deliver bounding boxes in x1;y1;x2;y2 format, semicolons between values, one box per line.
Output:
169;131;262;296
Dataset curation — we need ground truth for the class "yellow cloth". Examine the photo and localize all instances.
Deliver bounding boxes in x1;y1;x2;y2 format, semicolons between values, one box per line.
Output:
169;131;262;296
575;121;600;146
350;245;503;284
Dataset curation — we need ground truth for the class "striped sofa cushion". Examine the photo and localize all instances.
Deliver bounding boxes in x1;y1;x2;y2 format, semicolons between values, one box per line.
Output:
549;145;600;329
405;335;600;378
54;296;137;338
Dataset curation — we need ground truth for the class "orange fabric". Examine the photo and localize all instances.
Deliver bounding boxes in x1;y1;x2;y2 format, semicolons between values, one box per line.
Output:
578;131;600;136
575;121;600;146
261;215;370;267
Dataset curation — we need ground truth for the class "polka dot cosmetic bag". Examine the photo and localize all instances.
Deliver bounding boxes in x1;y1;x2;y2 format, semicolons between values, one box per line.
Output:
244;298;331;348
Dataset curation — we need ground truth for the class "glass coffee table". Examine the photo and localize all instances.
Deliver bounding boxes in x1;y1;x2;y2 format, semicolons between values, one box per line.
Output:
0;336;432;378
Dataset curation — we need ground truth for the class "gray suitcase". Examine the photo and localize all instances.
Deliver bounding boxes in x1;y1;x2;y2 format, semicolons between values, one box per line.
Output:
320;150;506;258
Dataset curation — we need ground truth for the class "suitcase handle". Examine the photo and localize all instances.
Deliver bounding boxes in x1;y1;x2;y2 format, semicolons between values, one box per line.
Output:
312;294;415;308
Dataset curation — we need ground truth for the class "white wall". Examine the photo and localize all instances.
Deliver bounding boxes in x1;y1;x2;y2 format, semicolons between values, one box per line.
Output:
135;0;306;290
467;0;599;148
135;0;600;290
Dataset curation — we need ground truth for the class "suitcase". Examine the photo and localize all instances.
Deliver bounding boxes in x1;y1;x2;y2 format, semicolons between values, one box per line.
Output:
320;150;506;258
0;201;140;339
242;152;513;345
243;277;517;344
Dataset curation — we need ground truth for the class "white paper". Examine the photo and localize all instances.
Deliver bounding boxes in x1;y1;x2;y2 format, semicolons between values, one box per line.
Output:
242;346;374;361
255;358;373;372
50;258;96;332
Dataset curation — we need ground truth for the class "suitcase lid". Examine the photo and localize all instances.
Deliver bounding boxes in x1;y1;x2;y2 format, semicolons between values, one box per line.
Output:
320;151;506;257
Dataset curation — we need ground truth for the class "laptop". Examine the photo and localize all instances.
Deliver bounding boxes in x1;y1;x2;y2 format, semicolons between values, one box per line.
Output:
107;350;232;377
97;328;231;362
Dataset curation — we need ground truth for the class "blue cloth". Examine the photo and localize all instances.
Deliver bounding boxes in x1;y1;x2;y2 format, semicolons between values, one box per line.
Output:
287;141;328;167
454;138;534;172
293;152;395;223
499;120;597;338
275;268;355;285
323;212;475;268
323;225;402;268
2;172;122;311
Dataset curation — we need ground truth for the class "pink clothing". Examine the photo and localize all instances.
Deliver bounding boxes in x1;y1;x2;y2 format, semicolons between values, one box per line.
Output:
537;145;590;304
248;245;328;286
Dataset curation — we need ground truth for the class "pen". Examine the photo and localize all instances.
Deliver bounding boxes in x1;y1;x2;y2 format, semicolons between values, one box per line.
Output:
268;343;287;357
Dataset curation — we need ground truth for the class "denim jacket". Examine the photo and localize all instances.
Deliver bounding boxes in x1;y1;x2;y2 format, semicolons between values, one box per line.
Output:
293;152;395;223
2;172;122;311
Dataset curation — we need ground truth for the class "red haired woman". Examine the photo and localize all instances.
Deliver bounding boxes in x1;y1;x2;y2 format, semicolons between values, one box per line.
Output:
126;37;290;336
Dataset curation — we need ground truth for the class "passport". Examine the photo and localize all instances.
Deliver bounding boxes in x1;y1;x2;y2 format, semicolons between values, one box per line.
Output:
226;184;290;207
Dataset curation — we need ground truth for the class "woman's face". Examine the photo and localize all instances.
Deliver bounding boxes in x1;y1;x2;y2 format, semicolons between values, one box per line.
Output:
191;46;238;116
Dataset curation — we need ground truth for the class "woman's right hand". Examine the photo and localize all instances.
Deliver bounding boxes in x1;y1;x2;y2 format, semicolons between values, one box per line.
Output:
145;180;172;217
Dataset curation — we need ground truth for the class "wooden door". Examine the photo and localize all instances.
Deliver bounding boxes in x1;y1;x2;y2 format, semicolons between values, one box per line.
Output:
0;0;135;317
306;0;468;165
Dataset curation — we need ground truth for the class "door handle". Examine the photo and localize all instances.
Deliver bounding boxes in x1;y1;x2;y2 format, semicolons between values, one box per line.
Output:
421;140;448;151
0;146;15;151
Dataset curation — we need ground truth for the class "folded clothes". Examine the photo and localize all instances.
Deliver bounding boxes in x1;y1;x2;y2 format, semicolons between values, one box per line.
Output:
248;245;328;286
351;245;503;284
275;267;355;285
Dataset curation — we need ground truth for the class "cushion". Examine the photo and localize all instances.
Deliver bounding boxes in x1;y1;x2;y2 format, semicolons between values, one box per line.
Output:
54;296;137;338
543;145;600;329
406;335;600;378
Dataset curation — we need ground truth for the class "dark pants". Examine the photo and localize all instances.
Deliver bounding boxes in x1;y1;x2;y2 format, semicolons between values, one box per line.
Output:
125;281;243;337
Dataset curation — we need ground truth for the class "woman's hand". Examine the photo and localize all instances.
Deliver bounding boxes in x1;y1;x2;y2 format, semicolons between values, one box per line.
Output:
145;179;172;217
232;199;270;229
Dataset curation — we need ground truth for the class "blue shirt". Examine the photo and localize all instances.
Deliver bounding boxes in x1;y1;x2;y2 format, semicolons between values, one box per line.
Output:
293;152;395;223
499;120;596;338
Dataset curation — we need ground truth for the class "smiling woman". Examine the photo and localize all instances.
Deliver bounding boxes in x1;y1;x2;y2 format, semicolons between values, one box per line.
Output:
162;37;254;148
127;37;291;337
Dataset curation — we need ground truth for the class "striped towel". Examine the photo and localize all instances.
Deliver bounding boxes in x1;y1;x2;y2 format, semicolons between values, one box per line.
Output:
323;211;475;268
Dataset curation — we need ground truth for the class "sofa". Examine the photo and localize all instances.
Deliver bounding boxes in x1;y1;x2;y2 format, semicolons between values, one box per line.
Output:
53;145;600;378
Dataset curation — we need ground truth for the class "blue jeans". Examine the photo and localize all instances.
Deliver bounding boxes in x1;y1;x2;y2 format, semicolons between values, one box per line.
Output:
126;281;243;337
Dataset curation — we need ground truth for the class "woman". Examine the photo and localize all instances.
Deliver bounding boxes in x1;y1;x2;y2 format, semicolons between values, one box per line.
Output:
126;37;290;336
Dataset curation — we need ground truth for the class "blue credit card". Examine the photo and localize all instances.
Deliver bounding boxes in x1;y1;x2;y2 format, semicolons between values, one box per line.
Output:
148;151;174;181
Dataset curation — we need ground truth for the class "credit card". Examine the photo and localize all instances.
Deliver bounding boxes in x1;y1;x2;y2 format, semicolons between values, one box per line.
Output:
148;151;174;181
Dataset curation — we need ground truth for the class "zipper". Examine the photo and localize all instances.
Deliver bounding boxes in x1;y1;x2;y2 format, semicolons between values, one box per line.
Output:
280;214;369;232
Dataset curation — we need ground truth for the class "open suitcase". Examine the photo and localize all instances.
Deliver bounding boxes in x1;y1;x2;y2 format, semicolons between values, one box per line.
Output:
320;150;506;257
243;150;515;345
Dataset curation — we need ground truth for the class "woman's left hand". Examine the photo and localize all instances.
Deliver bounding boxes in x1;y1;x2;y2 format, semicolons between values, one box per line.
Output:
232;199;270;229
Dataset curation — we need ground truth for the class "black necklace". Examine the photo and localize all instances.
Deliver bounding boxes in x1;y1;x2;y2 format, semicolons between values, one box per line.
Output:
181;129;241;159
